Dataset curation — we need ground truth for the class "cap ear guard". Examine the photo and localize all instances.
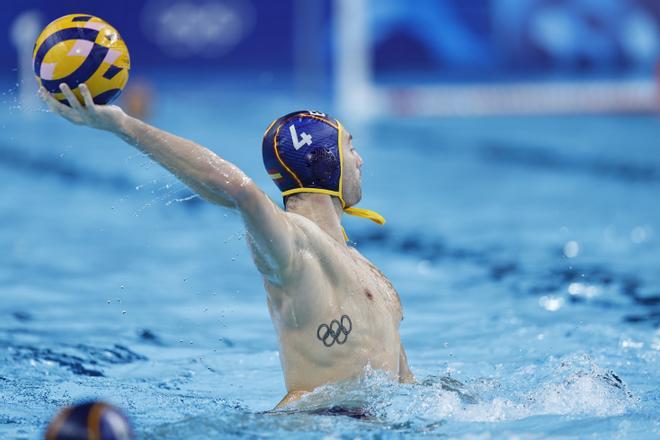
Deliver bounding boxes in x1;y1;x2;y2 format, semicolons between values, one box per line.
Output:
307;146;340;188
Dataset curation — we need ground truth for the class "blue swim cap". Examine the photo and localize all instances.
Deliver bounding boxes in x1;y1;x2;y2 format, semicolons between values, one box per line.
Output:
45;401;134;439
262;110;385;236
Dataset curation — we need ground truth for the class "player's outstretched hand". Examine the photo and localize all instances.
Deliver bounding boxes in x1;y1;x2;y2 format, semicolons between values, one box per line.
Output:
39;83;126;132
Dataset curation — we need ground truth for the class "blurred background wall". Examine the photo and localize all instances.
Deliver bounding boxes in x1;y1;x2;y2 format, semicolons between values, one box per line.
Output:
3;0;658;73
371;0;659;77
2;0;307;71
2;0;659;115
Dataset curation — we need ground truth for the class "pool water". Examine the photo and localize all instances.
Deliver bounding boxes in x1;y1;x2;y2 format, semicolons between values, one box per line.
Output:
1;74;659;439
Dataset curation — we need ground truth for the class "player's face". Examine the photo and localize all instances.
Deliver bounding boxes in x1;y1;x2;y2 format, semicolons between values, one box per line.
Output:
341;129;363;207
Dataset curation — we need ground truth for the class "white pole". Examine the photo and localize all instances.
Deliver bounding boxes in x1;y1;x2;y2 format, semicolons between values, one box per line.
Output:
334;0;377;120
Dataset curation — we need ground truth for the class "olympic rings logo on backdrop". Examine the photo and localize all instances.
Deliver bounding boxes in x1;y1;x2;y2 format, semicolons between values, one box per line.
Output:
317;315;352;347
140;0;256;58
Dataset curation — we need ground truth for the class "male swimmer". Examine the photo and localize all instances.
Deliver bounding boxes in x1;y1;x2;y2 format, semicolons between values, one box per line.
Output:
40;83;414;409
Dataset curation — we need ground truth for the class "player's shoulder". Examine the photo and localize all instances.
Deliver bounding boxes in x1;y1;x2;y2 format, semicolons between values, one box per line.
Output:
283;211;325;245
283;211;349;260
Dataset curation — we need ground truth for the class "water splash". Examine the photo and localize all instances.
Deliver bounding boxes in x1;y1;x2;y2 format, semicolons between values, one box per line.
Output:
143;354;636;438
280;354;635;427
165;194;200;206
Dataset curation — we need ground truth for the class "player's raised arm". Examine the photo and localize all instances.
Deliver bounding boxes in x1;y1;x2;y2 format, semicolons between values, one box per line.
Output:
40;83;298;280
42;83;248;207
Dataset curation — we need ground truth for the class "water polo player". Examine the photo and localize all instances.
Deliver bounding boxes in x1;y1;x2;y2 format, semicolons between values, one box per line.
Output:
40;83;414;408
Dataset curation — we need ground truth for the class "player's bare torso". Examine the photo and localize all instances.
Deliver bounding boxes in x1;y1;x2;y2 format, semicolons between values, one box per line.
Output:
247;213;405;394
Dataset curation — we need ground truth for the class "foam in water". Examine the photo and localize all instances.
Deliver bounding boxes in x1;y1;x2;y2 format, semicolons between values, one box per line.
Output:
282;353;635;426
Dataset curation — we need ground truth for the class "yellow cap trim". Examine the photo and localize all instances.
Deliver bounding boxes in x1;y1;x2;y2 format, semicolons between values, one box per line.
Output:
282;187;342;198
87;402;105;439
306;114;338;129
337;121;344;206
263;117;279;139
273;123;304;187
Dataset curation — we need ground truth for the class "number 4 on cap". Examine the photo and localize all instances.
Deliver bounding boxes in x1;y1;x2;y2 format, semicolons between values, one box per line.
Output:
290;124;312;150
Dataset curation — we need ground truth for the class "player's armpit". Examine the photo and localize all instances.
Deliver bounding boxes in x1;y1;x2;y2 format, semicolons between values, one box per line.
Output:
235;183;301;284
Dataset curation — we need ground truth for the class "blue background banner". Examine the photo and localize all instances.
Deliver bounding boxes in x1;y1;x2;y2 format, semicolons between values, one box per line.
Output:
2;0;658;79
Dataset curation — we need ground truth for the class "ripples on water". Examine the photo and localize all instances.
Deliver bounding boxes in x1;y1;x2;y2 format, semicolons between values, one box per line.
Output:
1;89;659;438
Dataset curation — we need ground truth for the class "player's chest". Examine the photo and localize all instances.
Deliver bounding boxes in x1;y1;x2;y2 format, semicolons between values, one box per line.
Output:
346;250;402;313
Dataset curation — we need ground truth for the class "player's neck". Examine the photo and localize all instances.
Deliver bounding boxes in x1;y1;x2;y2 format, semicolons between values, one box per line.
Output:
285;193;345;244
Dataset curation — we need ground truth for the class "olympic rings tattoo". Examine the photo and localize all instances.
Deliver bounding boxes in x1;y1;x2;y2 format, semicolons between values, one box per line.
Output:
316;315;352;347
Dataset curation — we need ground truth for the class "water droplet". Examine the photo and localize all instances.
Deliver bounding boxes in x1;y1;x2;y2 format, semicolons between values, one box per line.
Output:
567;282;584;295
620;339;643;349
539;295;564;312
563;241;580;258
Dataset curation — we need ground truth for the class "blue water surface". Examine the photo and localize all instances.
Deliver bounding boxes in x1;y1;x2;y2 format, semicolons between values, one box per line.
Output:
1;73;659;439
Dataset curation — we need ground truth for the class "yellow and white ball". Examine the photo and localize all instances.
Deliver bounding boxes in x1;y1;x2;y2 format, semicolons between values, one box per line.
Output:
33;14;130;106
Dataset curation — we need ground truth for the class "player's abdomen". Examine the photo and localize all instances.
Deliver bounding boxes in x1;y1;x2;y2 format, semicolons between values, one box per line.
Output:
277;310;401;391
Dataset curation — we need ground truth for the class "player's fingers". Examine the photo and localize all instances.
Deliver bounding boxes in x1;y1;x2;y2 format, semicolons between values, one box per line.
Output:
40;86;67;112
59;83;84;113
37;86;50;104
40;87;82;123
79;83;95;108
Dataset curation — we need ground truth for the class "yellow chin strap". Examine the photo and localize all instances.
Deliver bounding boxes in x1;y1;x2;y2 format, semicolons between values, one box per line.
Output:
282;188;385;242
341;206;385;242
344;207;385;225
